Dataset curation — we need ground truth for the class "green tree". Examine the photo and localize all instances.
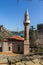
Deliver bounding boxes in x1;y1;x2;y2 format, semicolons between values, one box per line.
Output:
29;26;37;52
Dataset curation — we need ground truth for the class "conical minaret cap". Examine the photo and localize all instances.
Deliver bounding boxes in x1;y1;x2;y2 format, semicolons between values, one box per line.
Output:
25;9;29;16
24;9;30;24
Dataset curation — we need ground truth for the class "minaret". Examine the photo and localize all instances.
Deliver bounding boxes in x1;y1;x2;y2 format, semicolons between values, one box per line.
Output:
23;9;30;54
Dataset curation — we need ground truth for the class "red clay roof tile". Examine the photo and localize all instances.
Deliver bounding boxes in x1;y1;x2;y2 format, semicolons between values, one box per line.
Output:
0;35;24;42
9;35;24;41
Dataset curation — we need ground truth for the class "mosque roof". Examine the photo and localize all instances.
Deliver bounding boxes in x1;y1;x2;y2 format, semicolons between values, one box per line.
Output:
1;35;24;42
9;35;24;41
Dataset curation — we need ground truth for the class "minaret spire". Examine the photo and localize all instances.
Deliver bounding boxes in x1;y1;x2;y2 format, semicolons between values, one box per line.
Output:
24;9;30;24
24;9;30;40
23;9;30;54
25;9;29;16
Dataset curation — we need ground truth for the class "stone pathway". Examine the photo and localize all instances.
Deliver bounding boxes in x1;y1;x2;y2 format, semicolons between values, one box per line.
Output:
0;54;43;65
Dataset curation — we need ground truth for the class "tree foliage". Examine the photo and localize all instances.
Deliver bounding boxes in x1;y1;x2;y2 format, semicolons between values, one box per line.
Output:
29;26;37;52
0;36;3;41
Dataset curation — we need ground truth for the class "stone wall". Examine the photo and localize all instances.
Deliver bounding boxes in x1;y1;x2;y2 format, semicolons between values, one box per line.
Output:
3;42;8;52
0;41;24;53
2;42;13;52
12;41;24;54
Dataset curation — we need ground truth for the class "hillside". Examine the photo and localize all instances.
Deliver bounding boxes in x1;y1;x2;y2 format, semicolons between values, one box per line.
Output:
0;25;13;39
11;31;24;37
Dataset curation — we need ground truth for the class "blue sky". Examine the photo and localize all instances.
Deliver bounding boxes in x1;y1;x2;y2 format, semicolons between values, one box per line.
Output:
0;0;43;31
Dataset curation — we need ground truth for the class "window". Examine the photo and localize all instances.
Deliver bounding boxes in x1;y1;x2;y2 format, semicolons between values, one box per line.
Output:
0;47;2;52
18;46;20;52
9;47;10;51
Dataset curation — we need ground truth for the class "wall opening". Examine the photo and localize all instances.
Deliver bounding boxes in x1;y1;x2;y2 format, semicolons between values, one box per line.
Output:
0;47;2;52
9;47;11;51
18;46;20;52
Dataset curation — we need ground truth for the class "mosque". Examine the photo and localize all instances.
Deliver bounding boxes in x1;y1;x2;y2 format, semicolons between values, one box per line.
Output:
0;9;30;54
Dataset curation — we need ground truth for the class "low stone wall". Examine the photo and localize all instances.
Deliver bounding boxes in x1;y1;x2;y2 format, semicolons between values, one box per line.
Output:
0;54;43;65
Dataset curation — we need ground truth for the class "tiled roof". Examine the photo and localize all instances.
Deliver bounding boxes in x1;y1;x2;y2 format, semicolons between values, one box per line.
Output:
9;35;24;41
0;35;24;42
